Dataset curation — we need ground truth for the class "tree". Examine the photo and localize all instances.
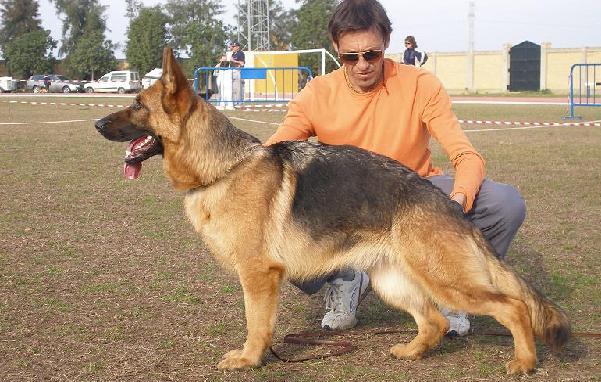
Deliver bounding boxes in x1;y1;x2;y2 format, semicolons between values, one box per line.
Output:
164;0;229;74
0;0;42;51
126;6;169;75
67;30;116;80
3;29;56;78
51;0;108;57
51;0;115;78
125;0;143;20
269;2;297;50
290;0;339;75
0;0;55;76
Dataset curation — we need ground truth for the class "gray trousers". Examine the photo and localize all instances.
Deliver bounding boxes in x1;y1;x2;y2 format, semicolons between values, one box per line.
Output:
293;175;527;294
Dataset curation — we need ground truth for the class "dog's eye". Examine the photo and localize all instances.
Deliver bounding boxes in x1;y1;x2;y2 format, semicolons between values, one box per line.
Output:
130;99;144;111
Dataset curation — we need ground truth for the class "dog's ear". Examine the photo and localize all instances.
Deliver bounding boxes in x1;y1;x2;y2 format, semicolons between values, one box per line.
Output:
161;47;194;118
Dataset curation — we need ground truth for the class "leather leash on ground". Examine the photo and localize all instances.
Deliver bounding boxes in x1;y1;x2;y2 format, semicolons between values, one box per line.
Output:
270;328;601;363
269;331;357;363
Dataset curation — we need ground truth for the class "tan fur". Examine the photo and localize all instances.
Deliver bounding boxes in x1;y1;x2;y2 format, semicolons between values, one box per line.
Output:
96;48;570;374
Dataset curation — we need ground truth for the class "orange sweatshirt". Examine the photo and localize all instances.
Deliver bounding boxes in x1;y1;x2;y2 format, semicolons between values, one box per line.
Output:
265;59;485;212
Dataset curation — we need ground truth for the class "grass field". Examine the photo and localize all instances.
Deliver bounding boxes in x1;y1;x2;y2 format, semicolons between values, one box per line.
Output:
1;95;600;381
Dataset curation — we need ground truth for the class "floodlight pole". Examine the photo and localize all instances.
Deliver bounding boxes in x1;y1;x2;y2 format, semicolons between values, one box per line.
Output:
247;0;252;51
237;0;241;45
466;1;475;92
242;0;270;51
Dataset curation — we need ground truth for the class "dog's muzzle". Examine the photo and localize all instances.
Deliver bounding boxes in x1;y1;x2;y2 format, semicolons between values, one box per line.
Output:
94;116;147;142
95;118;109;134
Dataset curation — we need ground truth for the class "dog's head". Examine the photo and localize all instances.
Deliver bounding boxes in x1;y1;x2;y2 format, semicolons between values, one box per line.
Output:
94;47;196;180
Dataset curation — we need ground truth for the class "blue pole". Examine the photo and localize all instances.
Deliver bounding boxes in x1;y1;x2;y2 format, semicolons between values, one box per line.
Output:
566;64;576;119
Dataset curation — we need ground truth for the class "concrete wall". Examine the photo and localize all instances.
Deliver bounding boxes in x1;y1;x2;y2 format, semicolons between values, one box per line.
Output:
473;49;509;92
387;44;601;94
427;53;468;91
542;46;601;92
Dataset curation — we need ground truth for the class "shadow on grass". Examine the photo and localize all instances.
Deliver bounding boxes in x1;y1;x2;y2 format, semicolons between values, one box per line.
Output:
504;242;590;364
509;242;572;302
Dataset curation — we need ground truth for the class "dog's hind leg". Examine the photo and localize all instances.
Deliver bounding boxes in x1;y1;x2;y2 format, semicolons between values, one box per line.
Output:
217;260;285;370
443;291;537;374
370;262;449;360
403;236;537;374
483;297;536;375
400;240;537;374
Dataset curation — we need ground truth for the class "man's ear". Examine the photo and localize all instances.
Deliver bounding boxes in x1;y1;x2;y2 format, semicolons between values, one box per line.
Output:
161;47;194;117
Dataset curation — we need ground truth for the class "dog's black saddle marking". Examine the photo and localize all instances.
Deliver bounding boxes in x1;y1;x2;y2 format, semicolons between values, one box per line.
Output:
271;142;444;242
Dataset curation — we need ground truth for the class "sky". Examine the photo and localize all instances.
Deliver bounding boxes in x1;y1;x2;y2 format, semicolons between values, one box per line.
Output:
37;0;601;59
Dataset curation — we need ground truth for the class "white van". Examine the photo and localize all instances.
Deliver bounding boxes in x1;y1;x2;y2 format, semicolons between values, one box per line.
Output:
85;70;141;94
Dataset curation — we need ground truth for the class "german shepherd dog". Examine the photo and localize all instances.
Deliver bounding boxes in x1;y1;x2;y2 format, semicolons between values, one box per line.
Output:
95;48;570;374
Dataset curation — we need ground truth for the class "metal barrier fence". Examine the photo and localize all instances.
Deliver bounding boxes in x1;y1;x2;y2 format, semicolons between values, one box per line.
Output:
566;63;601;119
193;66;313;108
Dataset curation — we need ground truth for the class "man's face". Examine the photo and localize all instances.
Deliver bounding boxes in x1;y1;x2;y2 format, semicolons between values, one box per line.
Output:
231;45;240;52
334;28;387;92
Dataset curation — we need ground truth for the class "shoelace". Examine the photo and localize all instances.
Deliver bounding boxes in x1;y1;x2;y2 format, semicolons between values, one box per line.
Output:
324;282;343;312
324;278;360;313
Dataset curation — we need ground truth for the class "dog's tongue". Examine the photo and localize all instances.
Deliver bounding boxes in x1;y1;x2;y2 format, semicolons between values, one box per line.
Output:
123;136;146;180
123;161;142;180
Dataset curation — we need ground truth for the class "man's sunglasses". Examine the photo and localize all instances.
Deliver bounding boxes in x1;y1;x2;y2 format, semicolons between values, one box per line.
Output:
338;49;383;64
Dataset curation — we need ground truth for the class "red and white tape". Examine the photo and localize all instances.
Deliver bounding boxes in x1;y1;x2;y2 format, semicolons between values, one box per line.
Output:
1;100;128;108
2;99;600;128
459;119;601;127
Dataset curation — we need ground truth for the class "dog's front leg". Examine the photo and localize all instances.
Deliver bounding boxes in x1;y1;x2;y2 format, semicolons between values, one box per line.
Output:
218;261;284;370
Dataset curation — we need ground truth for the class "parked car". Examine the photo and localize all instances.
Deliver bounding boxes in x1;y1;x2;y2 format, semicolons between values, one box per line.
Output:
0;76;18;92
26;74;83;93
142;68;162;89
84;70;141;94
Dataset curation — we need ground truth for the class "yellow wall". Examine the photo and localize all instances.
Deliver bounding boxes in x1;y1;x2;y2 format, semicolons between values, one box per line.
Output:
252;53;300;96
473;52;507;92
587;50;601;63
430;54;467;91
544;48;601;92
545;50;583;91
387;45;601;94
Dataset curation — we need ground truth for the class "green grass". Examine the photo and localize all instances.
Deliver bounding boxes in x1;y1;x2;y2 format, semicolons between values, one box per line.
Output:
0;96;599;381
162;286;203;305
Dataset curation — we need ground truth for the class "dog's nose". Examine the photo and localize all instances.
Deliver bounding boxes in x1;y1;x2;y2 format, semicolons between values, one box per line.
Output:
95;119;108;132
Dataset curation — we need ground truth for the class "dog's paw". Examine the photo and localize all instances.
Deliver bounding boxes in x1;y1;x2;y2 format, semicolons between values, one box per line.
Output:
505;358;535;375
217;349;258;370
390;343;424;360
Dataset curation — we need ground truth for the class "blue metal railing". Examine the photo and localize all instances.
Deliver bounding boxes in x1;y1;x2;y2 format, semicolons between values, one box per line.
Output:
566;63;601;119
193;66;313;106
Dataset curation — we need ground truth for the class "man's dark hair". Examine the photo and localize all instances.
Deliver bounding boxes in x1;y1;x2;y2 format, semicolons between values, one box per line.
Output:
328;0;393;46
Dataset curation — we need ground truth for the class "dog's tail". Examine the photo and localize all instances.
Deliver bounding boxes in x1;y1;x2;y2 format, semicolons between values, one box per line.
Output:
476;232;571;351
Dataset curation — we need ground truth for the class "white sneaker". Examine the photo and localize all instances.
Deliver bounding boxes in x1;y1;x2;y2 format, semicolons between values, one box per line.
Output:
321;270;369;330
441;308;471;337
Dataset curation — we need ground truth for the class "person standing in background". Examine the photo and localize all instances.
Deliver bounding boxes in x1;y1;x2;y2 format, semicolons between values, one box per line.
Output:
229;42;245;103
402;35;428;67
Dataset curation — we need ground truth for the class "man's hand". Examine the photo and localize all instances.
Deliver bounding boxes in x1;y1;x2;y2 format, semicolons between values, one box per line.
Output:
451;192;466;213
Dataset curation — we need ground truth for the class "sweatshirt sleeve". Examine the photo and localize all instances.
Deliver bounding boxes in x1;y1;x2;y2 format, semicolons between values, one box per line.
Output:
264;84;316;145
420;74;485;212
